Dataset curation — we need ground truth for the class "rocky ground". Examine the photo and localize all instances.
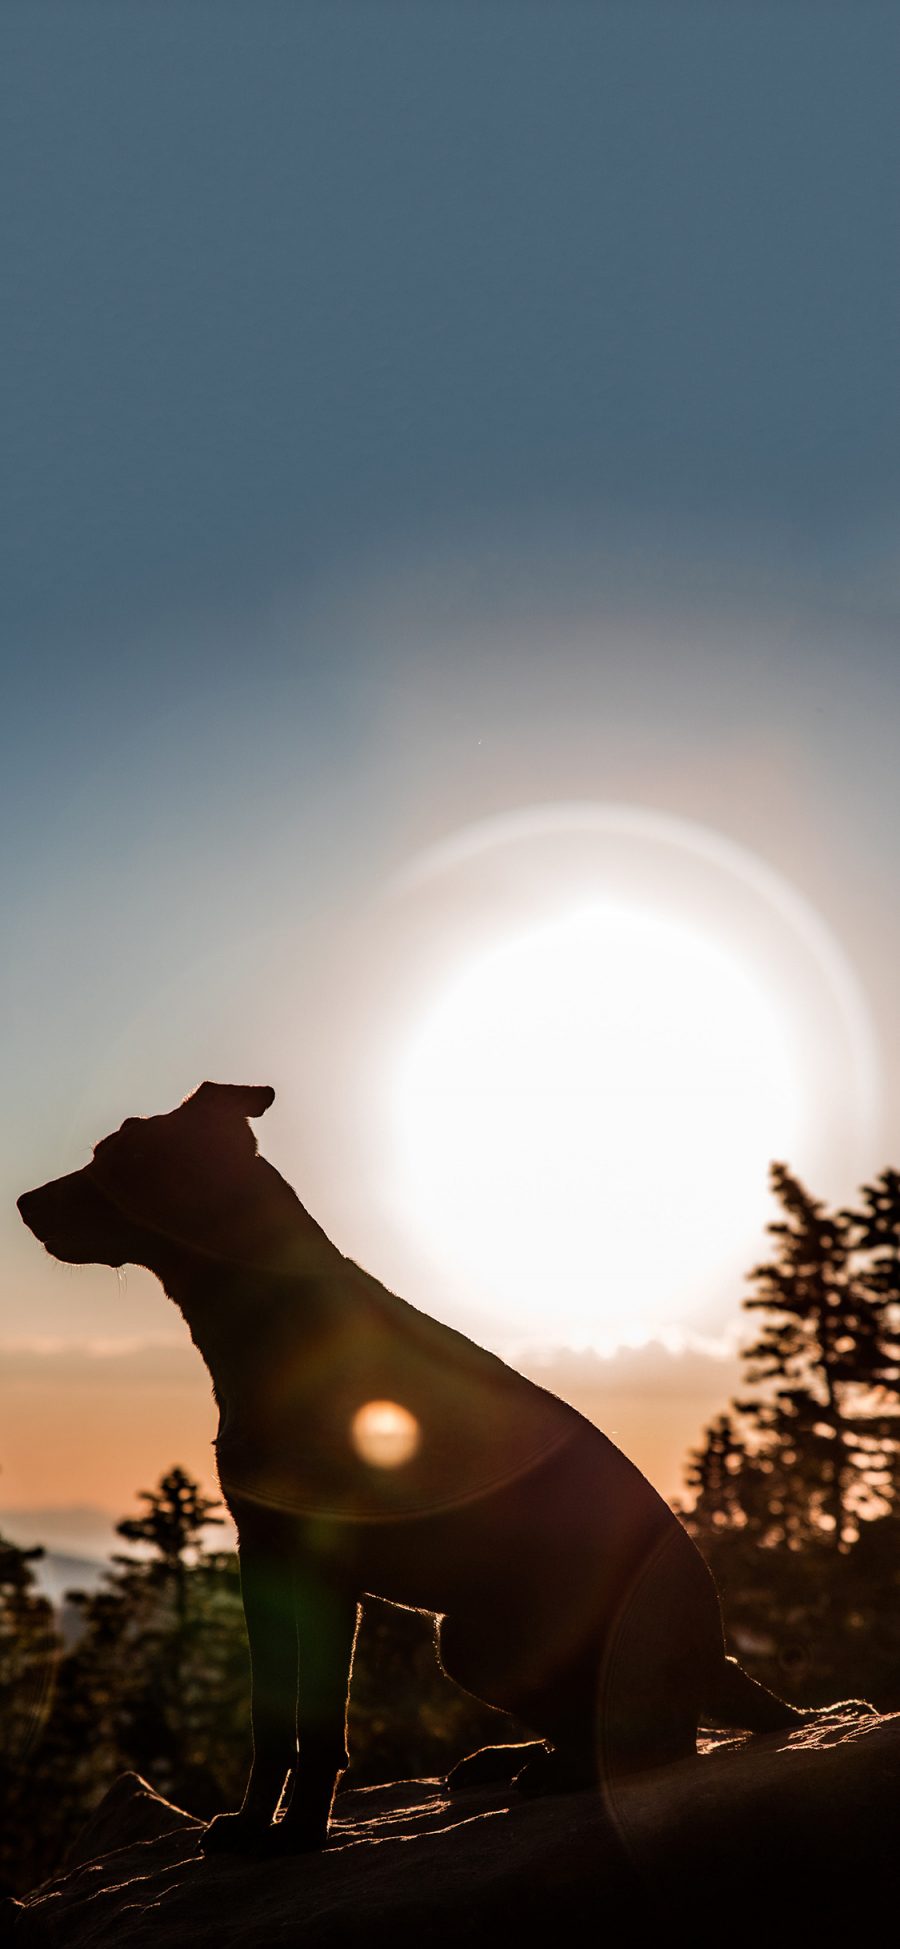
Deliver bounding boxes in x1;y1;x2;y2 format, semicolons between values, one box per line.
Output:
4;1706;896;1948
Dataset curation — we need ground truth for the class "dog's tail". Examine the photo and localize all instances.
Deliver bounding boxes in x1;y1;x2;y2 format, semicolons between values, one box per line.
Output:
700;1653;804;1733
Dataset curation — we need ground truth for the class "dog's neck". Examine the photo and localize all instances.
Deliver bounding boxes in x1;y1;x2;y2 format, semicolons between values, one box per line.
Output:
152;1235;343;1410
126;1156;348;1410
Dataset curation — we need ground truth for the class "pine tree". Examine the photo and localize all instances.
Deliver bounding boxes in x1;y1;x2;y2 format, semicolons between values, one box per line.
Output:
104;1466;240;1806
114;1464;222;1562
115;1465;223;1595
685;1161;900;1707
0;1529;60;1892
34;1465;247;1861
838;1168;900;1528
683;1413;749;1536
842;1168;900;1388
739;1161;895;1545
845;1167;900;1310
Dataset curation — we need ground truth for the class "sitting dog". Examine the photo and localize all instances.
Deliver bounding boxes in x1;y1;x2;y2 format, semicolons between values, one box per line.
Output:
18;1082;802;1852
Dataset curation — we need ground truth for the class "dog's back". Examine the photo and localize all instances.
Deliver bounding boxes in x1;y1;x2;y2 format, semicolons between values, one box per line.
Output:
214;1250;621;1524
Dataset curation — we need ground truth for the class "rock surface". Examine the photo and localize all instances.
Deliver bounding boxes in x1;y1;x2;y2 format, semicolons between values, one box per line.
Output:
4;1707;896;1947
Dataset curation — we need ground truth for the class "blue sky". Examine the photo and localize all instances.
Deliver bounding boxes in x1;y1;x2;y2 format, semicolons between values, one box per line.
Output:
2;4;898;1521
5;5;897;645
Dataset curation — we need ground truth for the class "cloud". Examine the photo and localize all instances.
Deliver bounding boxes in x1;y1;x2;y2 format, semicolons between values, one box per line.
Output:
0;1338;203;1389
519;1335;743;1401
0;1329;744;1408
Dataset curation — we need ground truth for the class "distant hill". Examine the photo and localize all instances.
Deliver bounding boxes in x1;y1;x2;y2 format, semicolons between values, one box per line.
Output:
23;1550;108;1648
0;1509;110;1647
0;1503;118;1561
30;1549;106;1609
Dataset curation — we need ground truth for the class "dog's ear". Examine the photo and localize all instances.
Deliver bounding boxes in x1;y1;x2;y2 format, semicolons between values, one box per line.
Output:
92;1082;280;1263
185;1082;275;1120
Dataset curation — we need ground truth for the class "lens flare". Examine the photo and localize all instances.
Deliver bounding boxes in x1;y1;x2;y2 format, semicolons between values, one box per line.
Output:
351;1399;420;1469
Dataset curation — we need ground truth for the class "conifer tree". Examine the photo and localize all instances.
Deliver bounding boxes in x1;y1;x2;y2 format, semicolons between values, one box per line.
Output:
738;1162;894;1544
0;1528;60;1892
685;1161;900;1707
839;1167;900;1522
38;1466;248;1843
114;1464;224;1635
843;1168;900;1371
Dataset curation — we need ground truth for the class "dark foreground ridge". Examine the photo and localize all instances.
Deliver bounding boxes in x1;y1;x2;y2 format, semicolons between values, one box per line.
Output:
5;1706;896;1948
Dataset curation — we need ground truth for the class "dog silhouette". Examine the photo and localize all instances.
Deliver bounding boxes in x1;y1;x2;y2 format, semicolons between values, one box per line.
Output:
18;1082;802;1852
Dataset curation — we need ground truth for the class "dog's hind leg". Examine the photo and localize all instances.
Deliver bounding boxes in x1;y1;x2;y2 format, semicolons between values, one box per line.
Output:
439;1608;568;1796
618;1527;803;1740
587;1527;719;1791
700;1654;803;1734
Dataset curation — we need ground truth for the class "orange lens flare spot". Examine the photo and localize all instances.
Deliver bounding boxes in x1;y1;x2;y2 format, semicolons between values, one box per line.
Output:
351;1399;420;1469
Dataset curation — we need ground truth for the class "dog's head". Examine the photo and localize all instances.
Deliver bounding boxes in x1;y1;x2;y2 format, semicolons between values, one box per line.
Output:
17;1082;286;1273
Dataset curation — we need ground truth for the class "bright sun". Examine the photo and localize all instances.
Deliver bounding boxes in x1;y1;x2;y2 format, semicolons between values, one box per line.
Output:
388;901;803;1349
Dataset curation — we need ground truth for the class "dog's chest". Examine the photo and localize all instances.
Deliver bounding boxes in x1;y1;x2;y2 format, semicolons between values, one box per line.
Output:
213;1308;576;1525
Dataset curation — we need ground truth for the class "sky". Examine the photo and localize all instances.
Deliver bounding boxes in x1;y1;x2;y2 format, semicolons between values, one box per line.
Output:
2;3;899;1554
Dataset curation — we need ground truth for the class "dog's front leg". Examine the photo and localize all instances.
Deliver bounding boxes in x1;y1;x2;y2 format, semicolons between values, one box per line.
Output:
203;1539;299;1854
267;1580;361;1854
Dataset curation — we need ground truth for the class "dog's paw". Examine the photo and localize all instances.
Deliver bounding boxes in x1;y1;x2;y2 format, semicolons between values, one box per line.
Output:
258;1817;330;1856
201;1809;273;1855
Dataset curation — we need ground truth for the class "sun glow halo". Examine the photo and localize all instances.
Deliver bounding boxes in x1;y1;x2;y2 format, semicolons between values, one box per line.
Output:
388;902;802;1348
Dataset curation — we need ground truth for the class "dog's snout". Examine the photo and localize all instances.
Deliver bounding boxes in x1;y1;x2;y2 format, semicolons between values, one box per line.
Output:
17;1169;127;1267
18;1184;52;1241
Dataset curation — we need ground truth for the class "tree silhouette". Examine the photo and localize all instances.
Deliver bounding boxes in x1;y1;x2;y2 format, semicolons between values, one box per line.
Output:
114;1464;224;1644
99;1467;243;1810
685;1161;900;1706
739;1163;889;1544
0;1528;60;1893
6;1464;250;1891
115;1464;224;1568
842;1167;900;1396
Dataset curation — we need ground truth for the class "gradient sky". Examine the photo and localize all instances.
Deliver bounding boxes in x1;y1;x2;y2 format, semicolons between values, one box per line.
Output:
2;4;898;1548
